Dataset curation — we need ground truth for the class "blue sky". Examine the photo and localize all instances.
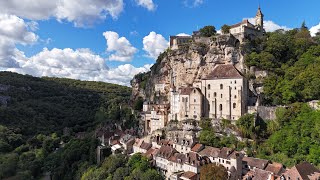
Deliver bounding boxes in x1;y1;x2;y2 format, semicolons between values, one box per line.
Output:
0;0;320;85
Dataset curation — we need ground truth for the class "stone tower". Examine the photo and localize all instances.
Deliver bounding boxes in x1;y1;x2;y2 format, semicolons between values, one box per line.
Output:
255;5;264;30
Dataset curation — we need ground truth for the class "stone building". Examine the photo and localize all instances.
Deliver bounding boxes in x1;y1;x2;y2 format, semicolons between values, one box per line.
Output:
169;35;192;50
143;104;169;135
201;64;248;122
229;6;264;43
198;146;243;180
280;162;320;180
178;87;203;121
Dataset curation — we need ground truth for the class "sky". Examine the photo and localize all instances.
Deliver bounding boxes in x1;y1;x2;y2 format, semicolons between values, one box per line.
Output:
0;0;319;86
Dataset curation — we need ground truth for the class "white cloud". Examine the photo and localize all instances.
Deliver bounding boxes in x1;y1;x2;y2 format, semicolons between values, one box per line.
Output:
0;14;38;68
176;33;191;36
0;0;124;27
247;18;292;32
135;0;157;11
183;0;204;8
143;31;169;59
310;23;320;37
103;31;138;62
5;48;151;86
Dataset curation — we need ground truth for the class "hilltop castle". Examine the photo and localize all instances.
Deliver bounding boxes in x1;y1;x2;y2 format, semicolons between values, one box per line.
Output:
141;7;266;135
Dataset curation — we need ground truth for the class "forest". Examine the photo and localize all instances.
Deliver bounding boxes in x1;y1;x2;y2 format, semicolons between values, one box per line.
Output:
0;72;137;179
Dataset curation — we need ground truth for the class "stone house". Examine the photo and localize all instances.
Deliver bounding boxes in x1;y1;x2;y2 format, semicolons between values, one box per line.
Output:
198;146;243;180
170;35;192;50
178;87;203;121
201;64;248;122
280;162;320;180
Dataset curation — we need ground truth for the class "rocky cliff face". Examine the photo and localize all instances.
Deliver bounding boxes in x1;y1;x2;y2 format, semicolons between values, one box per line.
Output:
131;35;246;102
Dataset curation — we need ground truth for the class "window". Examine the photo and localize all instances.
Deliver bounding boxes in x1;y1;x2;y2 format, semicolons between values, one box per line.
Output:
214;92;217;97
233;103;236;109
194;99;196;102
186;98;188;102
193;89;196;93
235;87;237;90
219;104;222;111
234;95;237;99
220;84;223;89
221;94;223;98
208;84;211;90
182;98;184;102
235;80;237;84
208;93;210;98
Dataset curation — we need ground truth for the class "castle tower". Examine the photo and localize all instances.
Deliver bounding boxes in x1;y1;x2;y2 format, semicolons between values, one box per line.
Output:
255;5;264;30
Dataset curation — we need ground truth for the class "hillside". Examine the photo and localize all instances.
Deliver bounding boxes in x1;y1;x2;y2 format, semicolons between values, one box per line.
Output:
0;72;134;179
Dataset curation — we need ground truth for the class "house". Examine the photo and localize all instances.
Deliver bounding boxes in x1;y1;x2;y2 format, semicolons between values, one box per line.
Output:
133;138;152;154
242;157;269;175
170;35;192;50
280;162;320;180
199;146;243;180
155;146;178;178
178;87;203;121
144;104;169;134
201;64;248;122
229;6;264;43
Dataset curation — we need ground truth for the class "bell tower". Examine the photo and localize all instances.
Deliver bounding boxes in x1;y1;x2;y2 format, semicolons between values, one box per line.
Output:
255;5;264;30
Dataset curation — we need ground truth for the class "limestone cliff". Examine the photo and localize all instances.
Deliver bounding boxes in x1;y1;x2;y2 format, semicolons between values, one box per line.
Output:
131;35;247;102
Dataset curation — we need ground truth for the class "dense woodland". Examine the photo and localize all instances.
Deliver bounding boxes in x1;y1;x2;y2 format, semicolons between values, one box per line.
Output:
199;24;320;168
0;72;139;179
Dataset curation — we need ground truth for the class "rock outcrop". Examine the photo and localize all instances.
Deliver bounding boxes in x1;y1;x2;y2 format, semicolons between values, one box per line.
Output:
131;34;247;102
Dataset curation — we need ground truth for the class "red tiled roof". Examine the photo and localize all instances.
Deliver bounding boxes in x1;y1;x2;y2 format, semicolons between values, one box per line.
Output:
181;171;197;180
191;143;204;152
198;146;220;158
295;162;320;180
156;146;177;159
204;64;243;80
265;162;285;175
230;19;254;28
243;157;269;170
140;142;152;150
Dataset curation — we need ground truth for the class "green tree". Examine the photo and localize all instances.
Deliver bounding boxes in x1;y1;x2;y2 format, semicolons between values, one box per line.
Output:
200;163;228;180
199;25;216;37
221;24;231;34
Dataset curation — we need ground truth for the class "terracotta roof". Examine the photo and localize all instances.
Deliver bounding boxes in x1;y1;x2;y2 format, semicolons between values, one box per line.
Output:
204;64;243;80
218;147;234;159
252;168;273;180
265;162;285;175
168;153;186;164
243;157;269;170
156;146;177;159
198;146;220;158
133;138;143;147
185;152;209;167
179;87;193;95
144;148;158;159
295;161;320;180
110;140;120;146
191;143;204;152
140;142;152;150
230;19;254;28
181;171;197;180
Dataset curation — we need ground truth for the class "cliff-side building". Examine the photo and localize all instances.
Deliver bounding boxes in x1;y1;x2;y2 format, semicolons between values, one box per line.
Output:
201;64;248;122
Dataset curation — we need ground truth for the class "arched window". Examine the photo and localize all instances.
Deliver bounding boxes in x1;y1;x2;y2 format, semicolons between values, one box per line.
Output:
233;103;236;109
208;84;211;90
219;104;222;111
220;84;223;89
234;95;237;99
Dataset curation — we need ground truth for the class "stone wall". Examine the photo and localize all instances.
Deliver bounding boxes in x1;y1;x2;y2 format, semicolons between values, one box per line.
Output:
256;106;277;120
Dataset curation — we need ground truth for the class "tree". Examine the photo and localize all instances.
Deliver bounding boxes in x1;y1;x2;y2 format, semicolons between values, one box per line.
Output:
221;24;231;34
199;25;216;37
133;97;144;111
200;163;228;180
